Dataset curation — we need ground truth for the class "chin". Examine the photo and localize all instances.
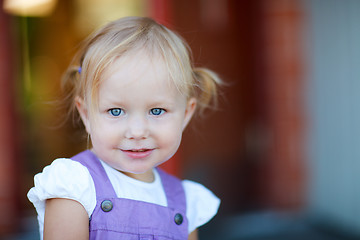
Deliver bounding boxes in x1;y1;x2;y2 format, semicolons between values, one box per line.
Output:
122;166;153;175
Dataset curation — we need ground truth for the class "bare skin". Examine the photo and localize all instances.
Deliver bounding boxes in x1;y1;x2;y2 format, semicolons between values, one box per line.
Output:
188;229;198;240
44;198;199;240
44;198;89;240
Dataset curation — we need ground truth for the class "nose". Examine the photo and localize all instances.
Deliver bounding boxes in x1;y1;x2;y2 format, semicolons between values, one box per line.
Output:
125;114;149;140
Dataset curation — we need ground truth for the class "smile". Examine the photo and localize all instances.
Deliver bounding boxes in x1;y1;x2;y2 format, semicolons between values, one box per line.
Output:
121;149;154;159
128;149;149;152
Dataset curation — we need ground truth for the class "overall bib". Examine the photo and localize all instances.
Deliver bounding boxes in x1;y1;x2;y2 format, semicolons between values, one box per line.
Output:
72;150;189;240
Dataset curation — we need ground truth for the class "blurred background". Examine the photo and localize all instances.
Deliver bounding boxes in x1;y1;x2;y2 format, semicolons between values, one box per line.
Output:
1;0;360;239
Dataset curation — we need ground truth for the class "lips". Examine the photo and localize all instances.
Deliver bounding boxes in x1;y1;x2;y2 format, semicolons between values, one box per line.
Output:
121;148;154;159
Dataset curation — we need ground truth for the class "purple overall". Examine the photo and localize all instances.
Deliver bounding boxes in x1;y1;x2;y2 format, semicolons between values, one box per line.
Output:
72;150;189;240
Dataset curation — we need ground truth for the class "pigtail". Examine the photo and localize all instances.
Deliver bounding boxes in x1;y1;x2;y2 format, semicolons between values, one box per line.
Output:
60;64;82;126
193;67;223;115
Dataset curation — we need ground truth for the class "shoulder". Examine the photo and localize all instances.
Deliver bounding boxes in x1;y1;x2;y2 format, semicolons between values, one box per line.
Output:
27;158;96;218
182;180;221;233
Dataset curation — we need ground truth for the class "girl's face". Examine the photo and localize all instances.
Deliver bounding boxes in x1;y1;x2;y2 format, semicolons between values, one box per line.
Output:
76;51;196;182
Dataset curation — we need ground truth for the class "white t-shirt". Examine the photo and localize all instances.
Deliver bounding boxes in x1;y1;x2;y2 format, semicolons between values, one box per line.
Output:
27;158;220;239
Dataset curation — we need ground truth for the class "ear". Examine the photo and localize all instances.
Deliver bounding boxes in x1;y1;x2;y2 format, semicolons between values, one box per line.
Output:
182;97;197;131
75;96;91;134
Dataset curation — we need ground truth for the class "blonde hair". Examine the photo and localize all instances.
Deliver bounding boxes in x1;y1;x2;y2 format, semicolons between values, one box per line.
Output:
62;16;222;124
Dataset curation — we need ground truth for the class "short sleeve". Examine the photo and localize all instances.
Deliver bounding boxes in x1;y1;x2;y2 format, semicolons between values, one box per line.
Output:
27;158;96;237
182;180;221;233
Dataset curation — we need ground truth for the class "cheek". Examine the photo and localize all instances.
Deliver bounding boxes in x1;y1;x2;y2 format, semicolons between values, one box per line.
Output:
90;121;121;145
156;122;183;148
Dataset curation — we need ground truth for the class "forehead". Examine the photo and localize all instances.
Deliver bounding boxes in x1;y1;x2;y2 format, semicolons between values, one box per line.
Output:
98;50;185;102
104;50;163;82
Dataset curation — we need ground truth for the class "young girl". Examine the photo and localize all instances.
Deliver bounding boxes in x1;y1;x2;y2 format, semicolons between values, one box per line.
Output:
28;16;222;240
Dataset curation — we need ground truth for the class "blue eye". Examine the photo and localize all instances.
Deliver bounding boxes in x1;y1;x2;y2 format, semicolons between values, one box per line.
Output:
150;108;165;116
108;108;122;116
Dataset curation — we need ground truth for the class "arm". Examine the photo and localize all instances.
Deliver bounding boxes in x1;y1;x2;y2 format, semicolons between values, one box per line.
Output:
188;229;198;240
44;198;89;240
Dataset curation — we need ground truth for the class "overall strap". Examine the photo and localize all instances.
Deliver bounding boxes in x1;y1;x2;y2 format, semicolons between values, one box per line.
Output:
71;150;117;199
157;168;187;214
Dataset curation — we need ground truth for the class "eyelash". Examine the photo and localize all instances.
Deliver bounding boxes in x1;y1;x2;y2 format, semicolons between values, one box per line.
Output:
150;108;166;116
107;108;166;116
108;108;123;116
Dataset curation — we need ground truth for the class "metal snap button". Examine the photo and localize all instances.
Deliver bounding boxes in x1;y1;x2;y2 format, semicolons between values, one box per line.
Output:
174;213;183;225
101;200;113;212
